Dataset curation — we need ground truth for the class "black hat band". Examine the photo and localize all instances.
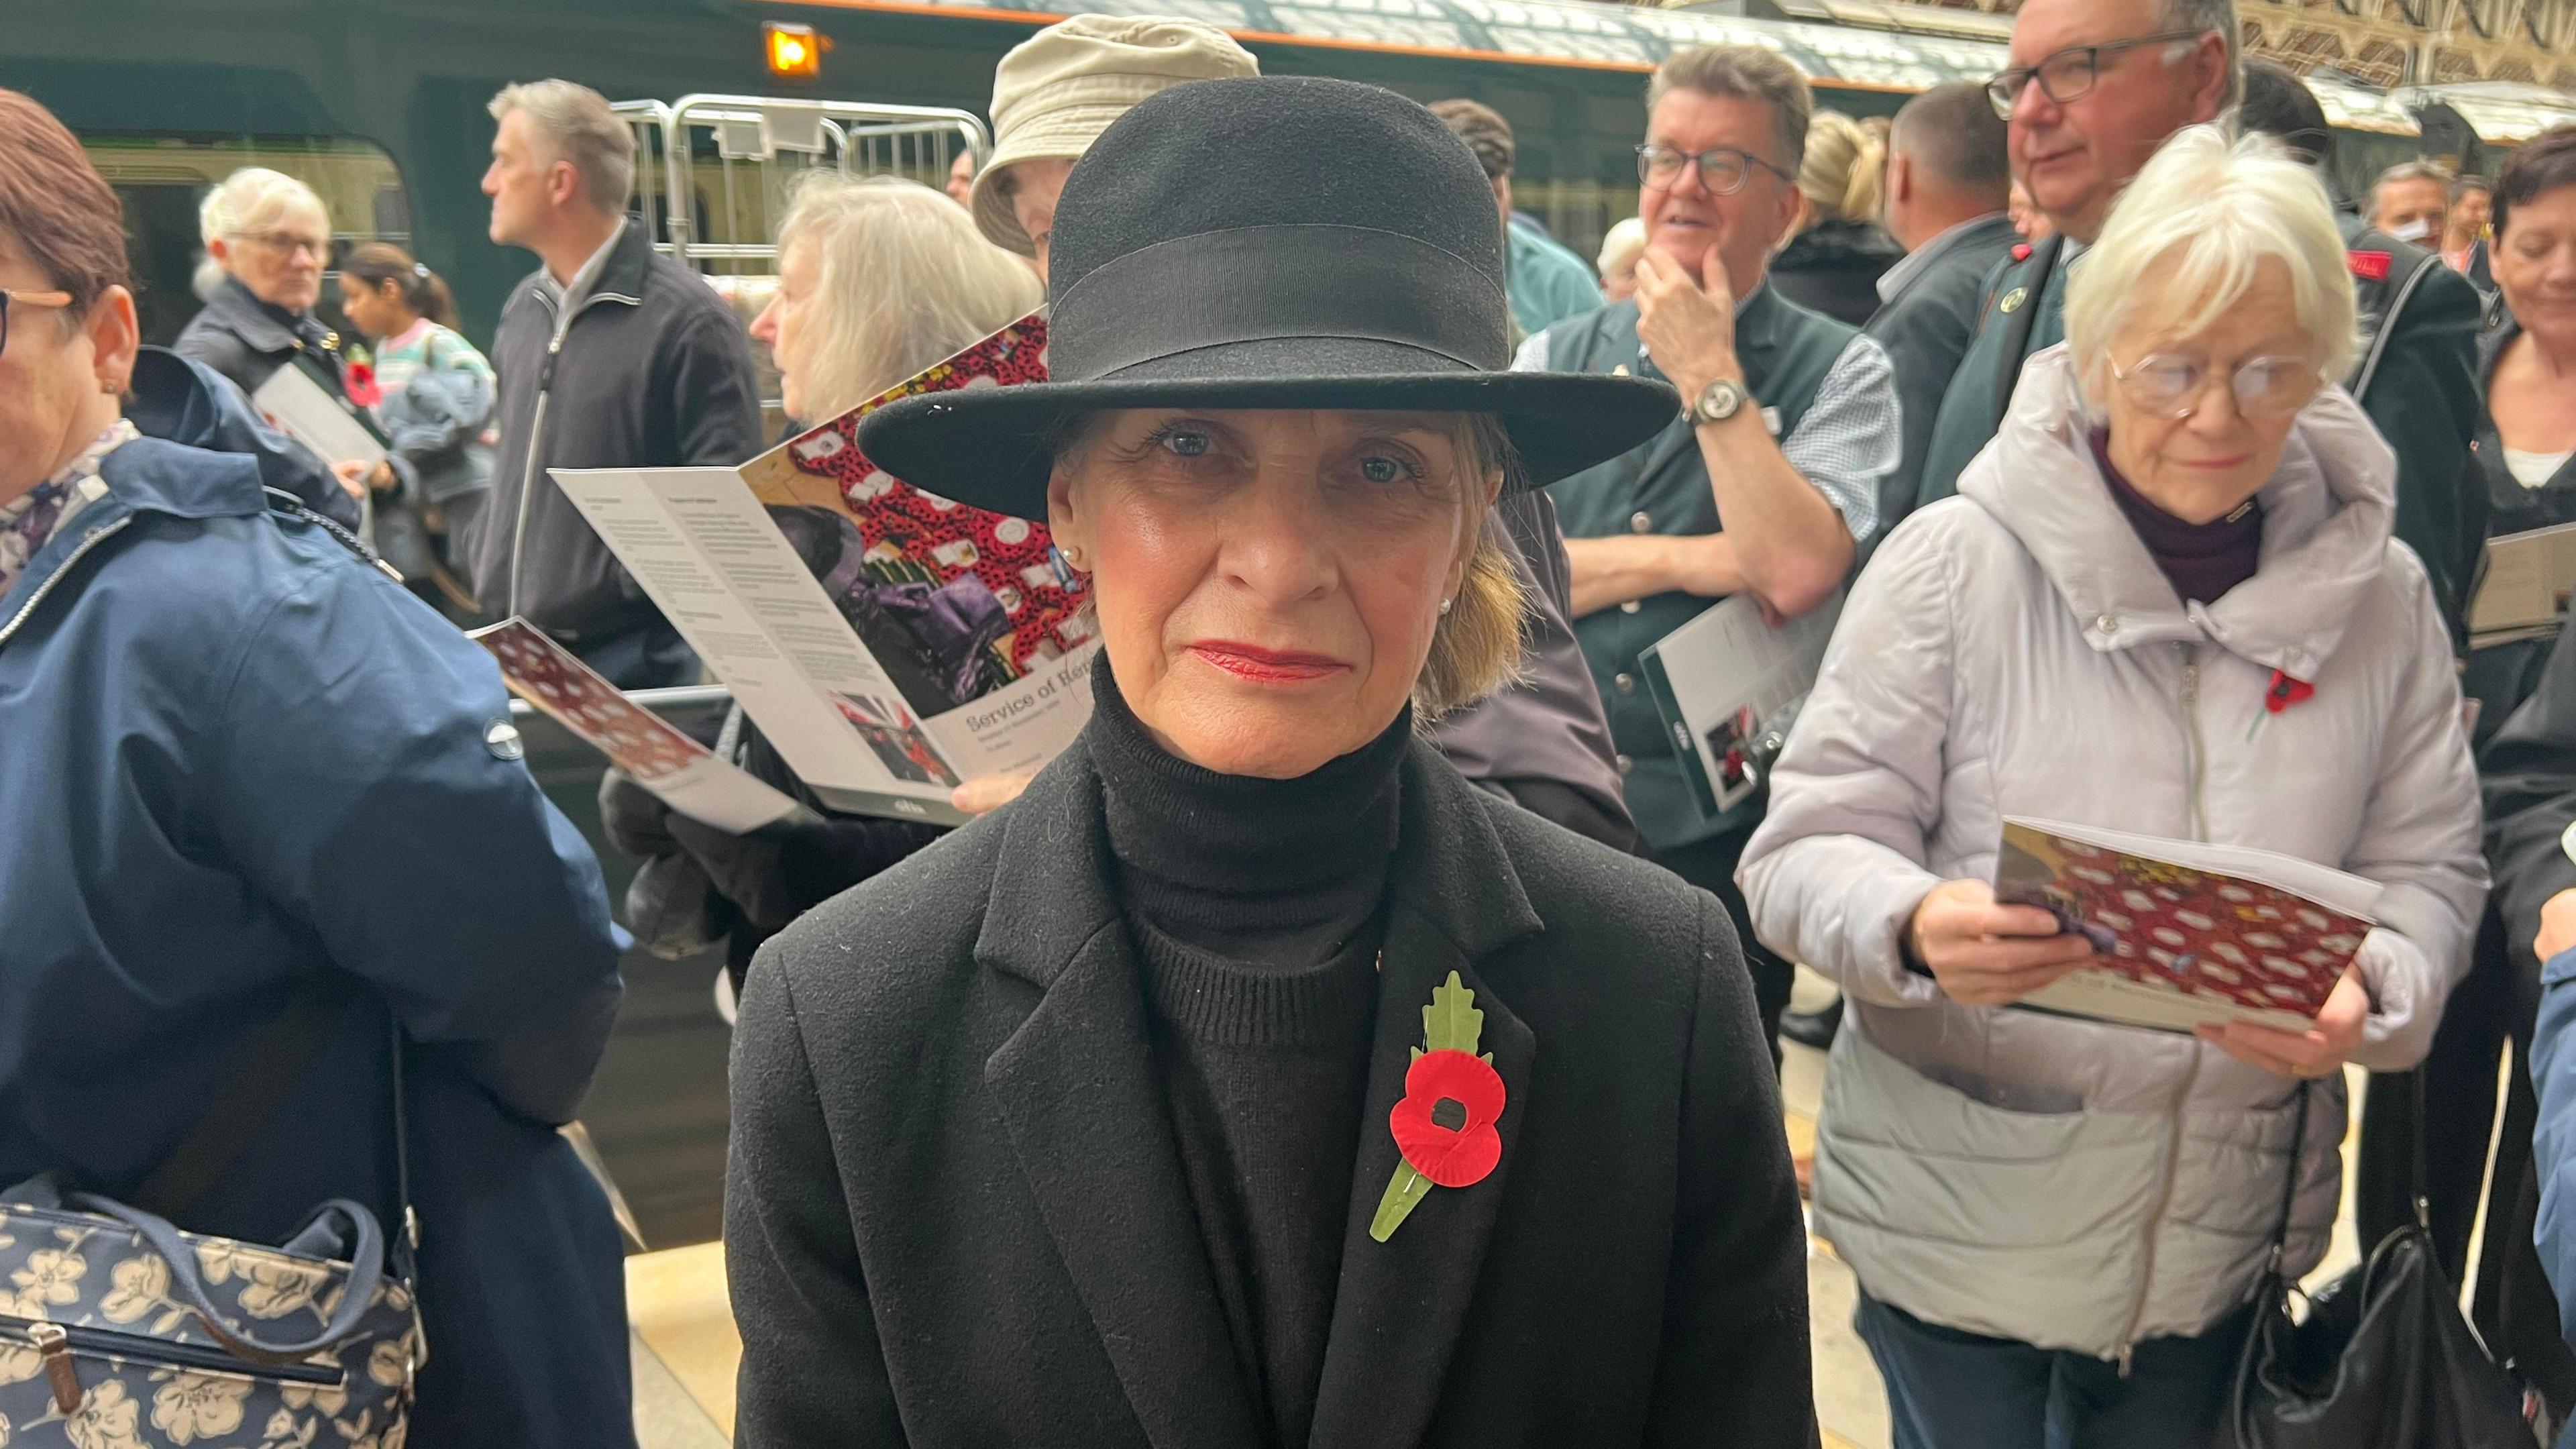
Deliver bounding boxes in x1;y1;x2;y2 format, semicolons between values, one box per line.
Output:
1049;224;1511;382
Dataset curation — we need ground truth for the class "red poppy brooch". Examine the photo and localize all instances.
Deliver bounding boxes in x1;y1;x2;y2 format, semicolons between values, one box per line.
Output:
2245;668;2314;741
1370;971;1506;1243
341;360;382;409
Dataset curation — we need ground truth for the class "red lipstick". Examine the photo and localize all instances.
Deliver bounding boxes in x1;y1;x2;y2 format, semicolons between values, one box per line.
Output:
1187;642;1349;684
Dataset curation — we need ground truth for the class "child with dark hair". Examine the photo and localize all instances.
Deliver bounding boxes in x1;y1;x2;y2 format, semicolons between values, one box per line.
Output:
336;243;494;606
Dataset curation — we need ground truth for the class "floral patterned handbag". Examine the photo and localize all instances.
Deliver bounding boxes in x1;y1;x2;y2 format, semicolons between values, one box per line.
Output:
0;987;421;1448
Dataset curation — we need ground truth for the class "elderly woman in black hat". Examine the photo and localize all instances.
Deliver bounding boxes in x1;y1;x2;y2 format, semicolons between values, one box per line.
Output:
724;76;1815;1449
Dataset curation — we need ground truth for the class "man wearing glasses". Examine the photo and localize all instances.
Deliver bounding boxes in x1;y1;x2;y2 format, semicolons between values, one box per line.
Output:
1516;43;1899;1067
1923;2;2484;655
1912;0;2235;508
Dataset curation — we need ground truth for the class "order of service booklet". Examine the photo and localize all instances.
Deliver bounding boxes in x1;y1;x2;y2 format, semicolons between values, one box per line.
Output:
549;313;1095;826
1994;818;2379;1034
470;617;800;835
1636;590;1843;823
2469;519;2576;649
252;362;387;470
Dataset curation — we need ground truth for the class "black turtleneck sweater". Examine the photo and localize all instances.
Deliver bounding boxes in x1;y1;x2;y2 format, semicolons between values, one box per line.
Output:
1089;662;1402;1449
2092;429;2265;606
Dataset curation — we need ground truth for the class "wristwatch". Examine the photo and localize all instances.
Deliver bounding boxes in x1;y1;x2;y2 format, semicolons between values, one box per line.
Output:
1690;378;1748;427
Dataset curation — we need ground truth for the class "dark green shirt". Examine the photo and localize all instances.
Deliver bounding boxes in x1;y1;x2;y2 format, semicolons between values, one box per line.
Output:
1525;286;1886;849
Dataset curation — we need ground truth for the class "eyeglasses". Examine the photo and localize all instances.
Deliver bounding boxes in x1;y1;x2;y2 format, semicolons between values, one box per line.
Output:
0;288;70;356
1985;31;2211;119
2110;352;2320;421
235;231;329;262
1635;143;1795;197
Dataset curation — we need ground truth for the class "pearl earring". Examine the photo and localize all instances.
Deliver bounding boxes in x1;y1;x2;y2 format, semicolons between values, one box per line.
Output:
1439;598;1453;616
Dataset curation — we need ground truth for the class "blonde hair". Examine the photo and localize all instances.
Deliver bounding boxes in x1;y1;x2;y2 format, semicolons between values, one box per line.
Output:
1415;415;1529;720
776;174;1042;421
198;167;327;248
2064;125;2357;407
1795;111;1884;227
488;79;635;216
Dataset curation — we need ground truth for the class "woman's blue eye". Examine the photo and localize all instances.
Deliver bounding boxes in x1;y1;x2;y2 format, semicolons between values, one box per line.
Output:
1360;455;1403;484
1160;429;1210;458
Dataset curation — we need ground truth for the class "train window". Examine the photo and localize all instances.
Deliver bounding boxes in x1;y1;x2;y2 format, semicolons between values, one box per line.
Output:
1514;178;1634;274
78;133;410;347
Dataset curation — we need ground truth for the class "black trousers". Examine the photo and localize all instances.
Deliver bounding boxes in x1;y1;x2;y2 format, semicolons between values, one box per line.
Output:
1650;826;1792;1071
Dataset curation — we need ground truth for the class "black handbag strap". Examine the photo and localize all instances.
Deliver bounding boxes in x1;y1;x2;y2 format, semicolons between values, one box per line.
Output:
131;982;354;1219
2264;1071;2429;1279
2266;1081;2314;1279
2348;249;2445;401
131;979;415;1277
1988;234;2065;433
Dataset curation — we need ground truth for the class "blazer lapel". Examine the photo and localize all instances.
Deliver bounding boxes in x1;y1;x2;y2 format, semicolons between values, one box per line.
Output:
1305;748;1546;1449
977;743;1266;1449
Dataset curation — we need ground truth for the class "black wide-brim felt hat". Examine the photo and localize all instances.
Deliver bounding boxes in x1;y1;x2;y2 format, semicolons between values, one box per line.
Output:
857;74;1678;521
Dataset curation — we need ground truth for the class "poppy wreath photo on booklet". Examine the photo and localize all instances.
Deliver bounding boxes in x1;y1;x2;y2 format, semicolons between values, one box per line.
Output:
1992;818;2378;1035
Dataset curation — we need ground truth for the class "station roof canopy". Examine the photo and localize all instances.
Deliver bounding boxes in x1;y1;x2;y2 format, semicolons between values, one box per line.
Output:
780;0;2576;138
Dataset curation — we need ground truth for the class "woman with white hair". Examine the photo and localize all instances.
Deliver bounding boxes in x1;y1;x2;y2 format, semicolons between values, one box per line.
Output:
602;174;1040;998
174;166;373;516
1596;215;1646;303
1740;125;2485;1446
751;173;1041;426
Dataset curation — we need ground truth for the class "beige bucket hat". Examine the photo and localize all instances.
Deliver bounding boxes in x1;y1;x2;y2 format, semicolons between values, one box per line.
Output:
969;14;1258;256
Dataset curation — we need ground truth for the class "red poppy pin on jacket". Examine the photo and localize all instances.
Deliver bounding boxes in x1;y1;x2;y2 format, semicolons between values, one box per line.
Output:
1371;971;1507;1242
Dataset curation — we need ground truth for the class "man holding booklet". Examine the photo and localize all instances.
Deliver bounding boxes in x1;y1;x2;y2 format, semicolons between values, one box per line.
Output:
1737;127;2485;1443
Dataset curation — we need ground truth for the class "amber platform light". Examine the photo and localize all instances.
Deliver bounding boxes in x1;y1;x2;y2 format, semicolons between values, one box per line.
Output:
765;21;830;80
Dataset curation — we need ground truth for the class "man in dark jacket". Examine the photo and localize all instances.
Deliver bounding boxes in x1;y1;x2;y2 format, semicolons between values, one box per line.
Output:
1921;9;2487;644
1862;79;2015;545
1913;0;2234;506
2237;57;2487;649
469;78;763;688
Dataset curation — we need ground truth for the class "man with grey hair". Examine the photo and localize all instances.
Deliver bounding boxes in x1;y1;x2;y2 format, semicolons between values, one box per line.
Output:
471;78;761;686
1913;0;2236;505
1519;42;1901;1064
2373;158;2457;246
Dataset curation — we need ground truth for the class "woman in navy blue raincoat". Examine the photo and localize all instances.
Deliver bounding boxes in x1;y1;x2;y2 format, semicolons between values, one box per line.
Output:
0;90;637;1446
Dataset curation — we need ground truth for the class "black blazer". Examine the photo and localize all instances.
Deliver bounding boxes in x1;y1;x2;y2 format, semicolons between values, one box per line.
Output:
1862;211;2019;545
726;733;1815;1448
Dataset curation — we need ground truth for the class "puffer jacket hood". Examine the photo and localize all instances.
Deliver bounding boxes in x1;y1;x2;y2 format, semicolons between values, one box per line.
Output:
1964;344;2396;682
1739;343;2485;1360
